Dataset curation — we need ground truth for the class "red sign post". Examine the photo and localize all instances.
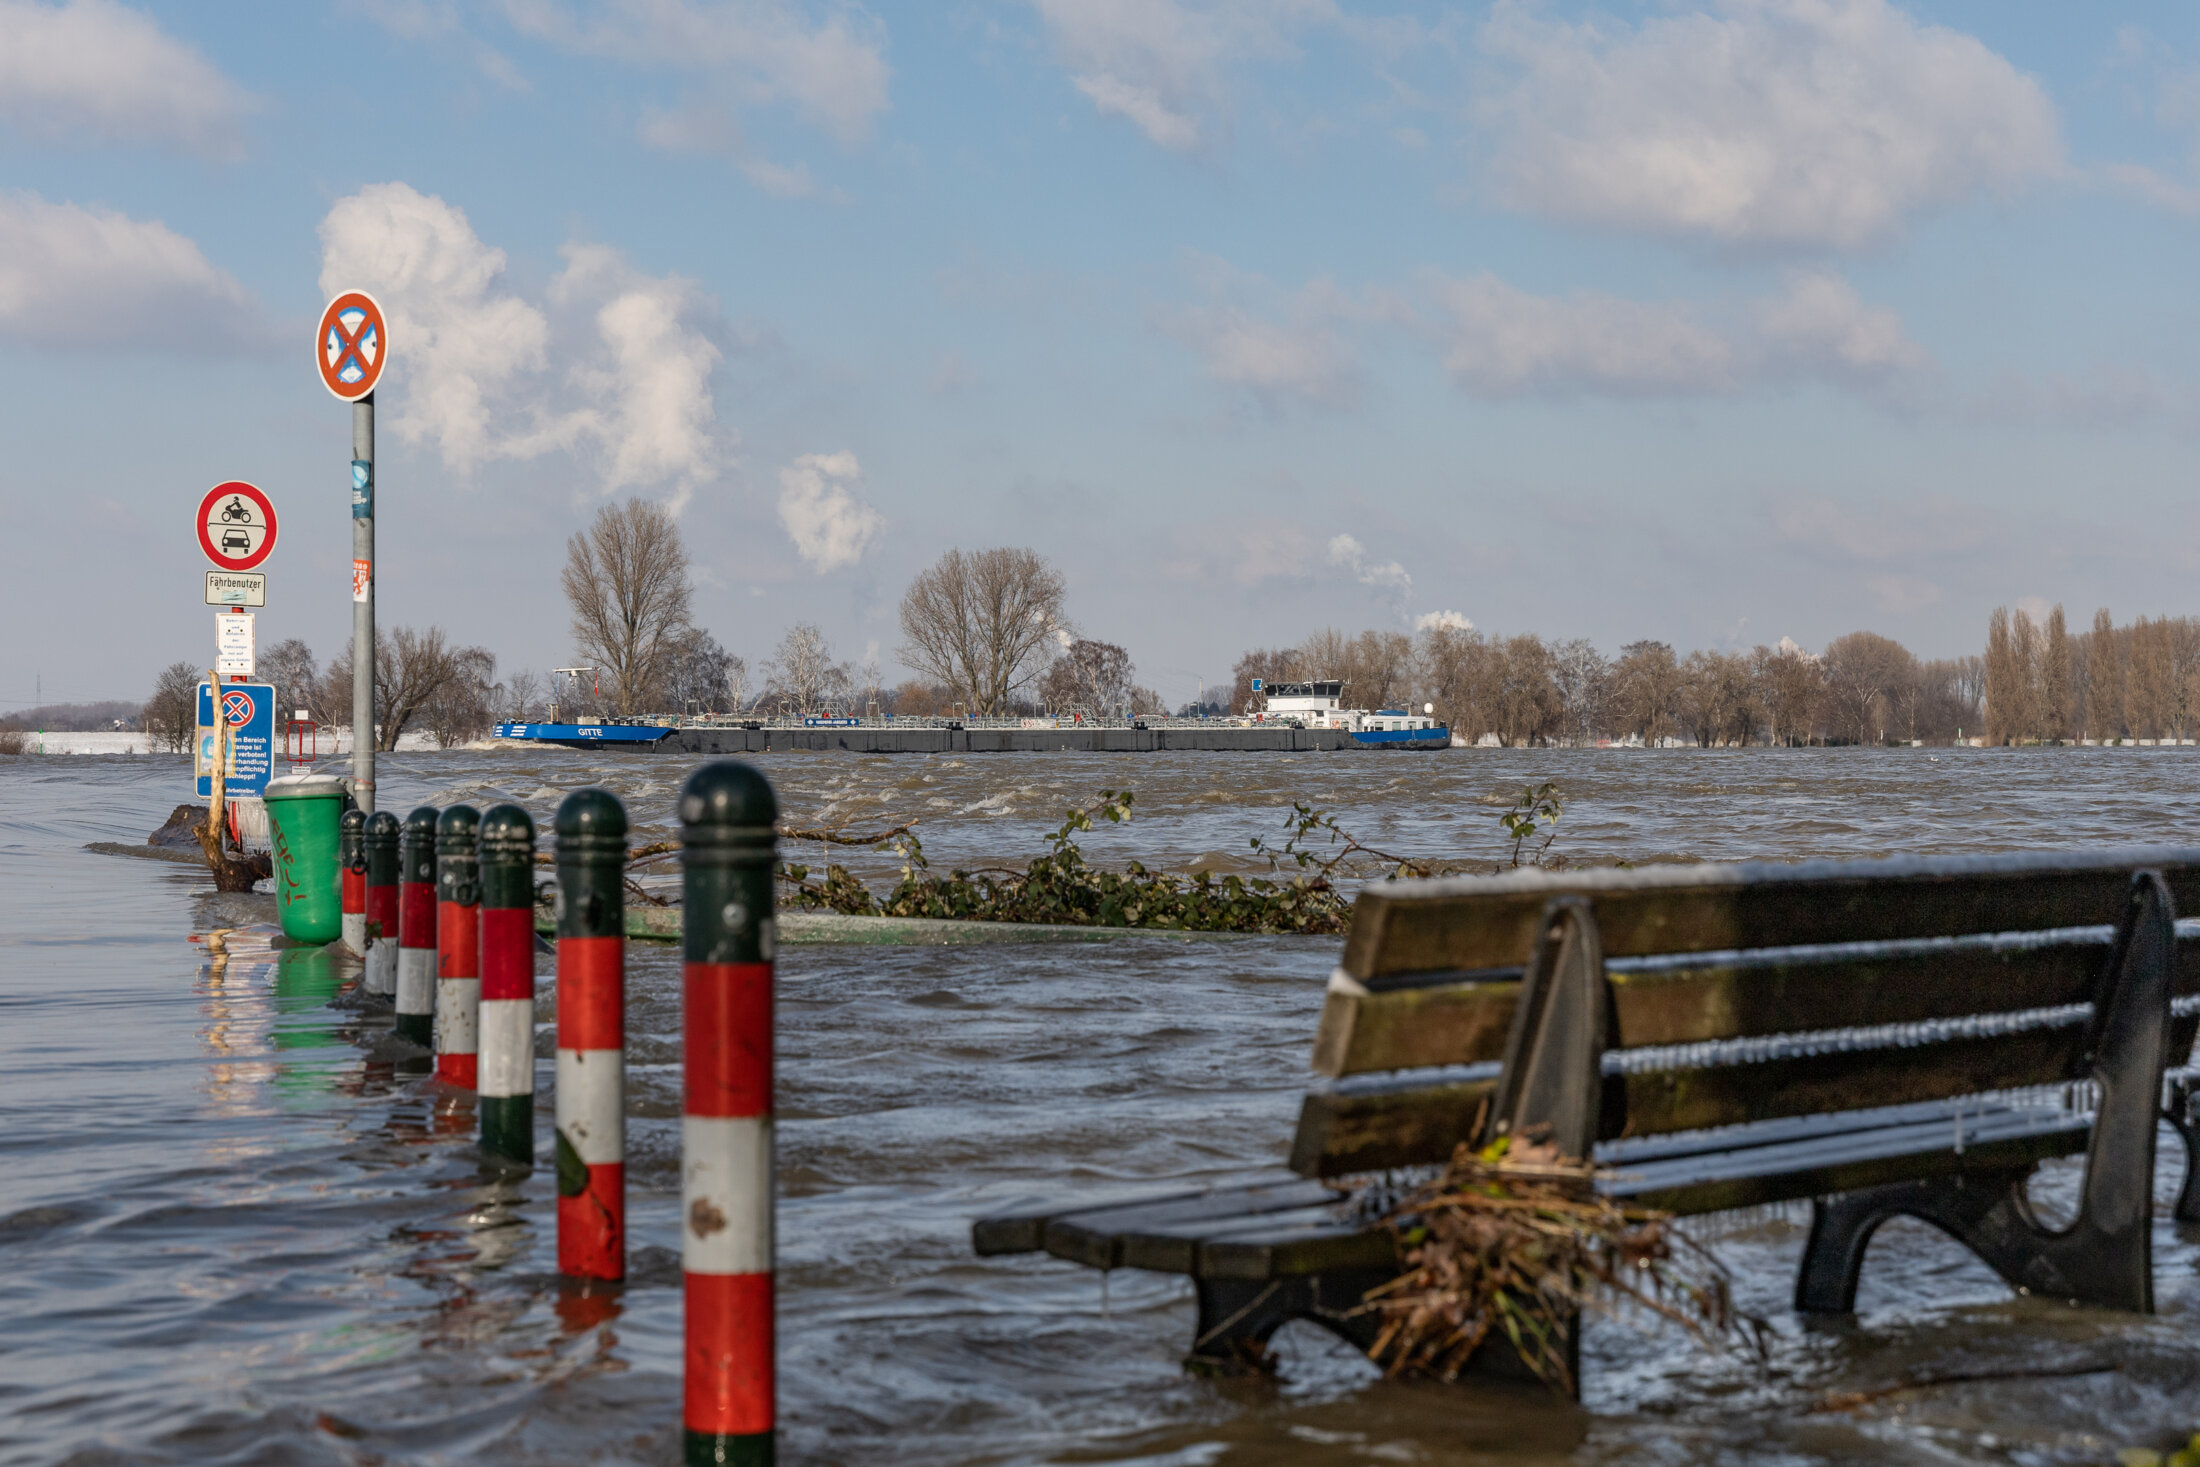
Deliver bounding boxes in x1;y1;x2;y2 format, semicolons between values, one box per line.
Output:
196;481;278;573
317;292;388;402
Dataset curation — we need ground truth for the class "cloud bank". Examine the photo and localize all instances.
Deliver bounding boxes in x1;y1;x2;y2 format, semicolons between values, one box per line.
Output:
318;182;725;500
0;192;260;350
1478;0;2063;251
0;0;256;158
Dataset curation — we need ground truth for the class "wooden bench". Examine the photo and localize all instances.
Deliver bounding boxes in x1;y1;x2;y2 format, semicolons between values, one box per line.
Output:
973;848;2200;1386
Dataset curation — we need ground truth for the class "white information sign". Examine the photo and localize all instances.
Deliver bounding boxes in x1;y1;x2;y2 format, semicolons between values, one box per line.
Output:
215;610;256;679
205;571;267;607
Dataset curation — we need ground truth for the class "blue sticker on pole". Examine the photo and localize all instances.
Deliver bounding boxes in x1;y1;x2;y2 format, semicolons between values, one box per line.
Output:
196;682;275;798
352;460;372;519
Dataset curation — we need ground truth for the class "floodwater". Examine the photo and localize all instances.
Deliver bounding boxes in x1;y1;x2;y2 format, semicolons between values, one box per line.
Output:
5;745;2200;1466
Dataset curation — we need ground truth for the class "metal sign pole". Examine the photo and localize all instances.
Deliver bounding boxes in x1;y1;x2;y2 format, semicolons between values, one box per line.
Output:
353;393;375;813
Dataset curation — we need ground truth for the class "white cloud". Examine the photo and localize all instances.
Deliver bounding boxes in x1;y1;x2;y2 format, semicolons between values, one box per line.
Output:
505;0;890;147
1328;533;1412;600
1029;0;1331;151
0;0;255;158
1158;300;1356;406
318;181;726;495
776;450;882;572
1424;271;1735;396
1420;268;1925;398
1756;269;1929;378
1477;0;2063;251
0;191;260;349
1415;609;1474;632
635;99;819;195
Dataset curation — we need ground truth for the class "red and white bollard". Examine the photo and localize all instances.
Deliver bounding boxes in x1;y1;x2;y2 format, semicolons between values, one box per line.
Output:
395;806;439;1048
554;788;626;1280
363;811;400;998
680;762;777;1466
478;804;536;1164
435;805;481;1088
340;807;367;956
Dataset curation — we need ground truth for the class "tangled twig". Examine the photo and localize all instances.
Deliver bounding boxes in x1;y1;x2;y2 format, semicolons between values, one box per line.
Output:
1356;1136;1766;1394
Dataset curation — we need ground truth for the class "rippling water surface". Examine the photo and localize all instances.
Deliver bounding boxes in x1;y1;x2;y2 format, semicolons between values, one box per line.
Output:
5;745;2200;1465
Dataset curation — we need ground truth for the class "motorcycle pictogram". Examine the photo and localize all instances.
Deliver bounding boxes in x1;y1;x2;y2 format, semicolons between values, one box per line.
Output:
220;497;253;524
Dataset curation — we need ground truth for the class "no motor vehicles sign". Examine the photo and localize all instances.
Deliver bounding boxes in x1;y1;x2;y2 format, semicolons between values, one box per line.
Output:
198;482;277;572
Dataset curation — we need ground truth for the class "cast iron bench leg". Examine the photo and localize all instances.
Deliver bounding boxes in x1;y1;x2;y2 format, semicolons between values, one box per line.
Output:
1796;869;2176;1315
1186;1269;1392;1374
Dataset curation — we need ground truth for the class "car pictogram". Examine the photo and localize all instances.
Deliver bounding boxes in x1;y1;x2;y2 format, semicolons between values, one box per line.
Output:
221;528;251;553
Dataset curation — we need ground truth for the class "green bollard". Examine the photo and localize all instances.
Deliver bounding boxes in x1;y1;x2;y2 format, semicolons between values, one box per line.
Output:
478;804;538;1165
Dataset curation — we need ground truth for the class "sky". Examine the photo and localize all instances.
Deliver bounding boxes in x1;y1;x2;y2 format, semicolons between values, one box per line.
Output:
3;0;2199;715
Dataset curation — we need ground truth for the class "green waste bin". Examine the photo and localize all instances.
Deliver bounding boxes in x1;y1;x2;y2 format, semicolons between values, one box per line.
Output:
264;773;349;944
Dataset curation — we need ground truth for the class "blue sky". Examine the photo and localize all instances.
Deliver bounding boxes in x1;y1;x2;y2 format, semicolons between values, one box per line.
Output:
4;0;2198;713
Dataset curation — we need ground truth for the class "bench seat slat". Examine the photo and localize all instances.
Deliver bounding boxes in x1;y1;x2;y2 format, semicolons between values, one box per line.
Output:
1343;848;2200;978
1316;936;2200;1079
1043;1178;1341;1271
971;1171;1300;1256
1005;1101;2095;1284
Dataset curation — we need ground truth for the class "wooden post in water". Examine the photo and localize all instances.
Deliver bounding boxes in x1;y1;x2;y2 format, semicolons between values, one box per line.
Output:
395;807;439;1047
435;806;481;1088
555;788;627;1281
362;811;401;998
478;804;537;1165
680;761;778;1467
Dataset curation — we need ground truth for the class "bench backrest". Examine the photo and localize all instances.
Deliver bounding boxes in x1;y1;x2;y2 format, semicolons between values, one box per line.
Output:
1291;848;2200;1178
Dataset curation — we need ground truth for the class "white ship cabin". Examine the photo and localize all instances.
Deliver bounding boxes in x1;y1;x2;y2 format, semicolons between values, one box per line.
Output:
1261;680;1441;733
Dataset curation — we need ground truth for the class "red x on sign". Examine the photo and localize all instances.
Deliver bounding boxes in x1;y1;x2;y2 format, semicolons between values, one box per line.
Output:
317;291;388;401
222;690;254;726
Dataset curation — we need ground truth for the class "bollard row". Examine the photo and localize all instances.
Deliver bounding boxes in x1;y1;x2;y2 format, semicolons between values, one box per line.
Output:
333;764;776;1459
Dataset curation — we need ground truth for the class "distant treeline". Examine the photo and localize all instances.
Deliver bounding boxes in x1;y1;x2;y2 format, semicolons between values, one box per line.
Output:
1;700;141;733
1228;612;2180;747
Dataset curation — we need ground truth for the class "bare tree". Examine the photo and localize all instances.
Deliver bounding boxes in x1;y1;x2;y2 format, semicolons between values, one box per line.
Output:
2086;607;2121;740
562;499;694;715
1229;647;1299;714
663;626;738;714
1608;641;1683;742
501;669;545;722
1549;638;1608;745
259;639;319;726
1043;639;1135;713
898;548;1069;715
1821;632;1918;745
1678;649;1753;746
426;645;498;748
328;626;494;750
2041;605;2071;742
143;661;200;754
766;623;847;716
1755;641;1825;746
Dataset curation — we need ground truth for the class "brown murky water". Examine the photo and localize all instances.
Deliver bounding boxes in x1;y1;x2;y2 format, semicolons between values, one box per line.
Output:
5;745;2199;1465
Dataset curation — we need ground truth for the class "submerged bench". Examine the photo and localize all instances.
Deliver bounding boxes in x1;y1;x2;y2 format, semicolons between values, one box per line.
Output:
974;848;2200;1386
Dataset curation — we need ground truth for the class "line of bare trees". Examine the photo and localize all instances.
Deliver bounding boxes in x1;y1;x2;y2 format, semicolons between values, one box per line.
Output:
1234;626;1987;747
1986;606;2200;744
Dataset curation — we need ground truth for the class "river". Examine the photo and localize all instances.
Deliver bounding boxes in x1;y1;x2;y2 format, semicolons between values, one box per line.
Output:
3;745;2196;1464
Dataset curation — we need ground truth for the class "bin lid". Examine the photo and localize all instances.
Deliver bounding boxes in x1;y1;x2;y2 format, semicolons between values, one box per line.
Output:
262;773;350;802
